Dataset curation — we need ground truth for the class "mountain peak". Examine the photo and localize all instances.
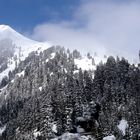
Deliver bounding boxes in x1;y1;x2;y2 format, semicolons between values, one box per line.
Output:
0;24;51;49
0;24;13;32
0;24;51;82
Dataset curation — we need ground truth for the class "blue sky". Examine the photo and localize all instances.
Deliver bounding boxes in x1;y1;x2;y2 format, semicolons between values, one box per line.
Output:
1;0;140;62
0;0;80;31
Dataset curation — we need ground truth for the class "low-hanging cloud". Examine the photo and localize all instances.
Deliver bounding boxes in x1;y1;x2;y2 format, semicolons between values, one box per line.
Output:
32;0;140;62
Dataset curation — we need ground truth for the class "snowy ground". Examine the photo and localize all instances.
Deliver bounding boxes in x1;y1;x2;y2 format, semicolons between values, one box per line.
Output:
74;55;107;71
103;135;116;140
51;133;95;140
0;125;6;136
0;25;51;83
117;119;128;136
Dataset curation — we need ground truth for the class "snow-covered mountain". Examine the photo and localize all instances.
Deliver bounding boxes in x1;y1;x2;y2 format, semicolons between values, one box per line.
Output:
0;25;50;48
0;24;107;83
0;25;51;82
0;25;139;140
0;25;51;56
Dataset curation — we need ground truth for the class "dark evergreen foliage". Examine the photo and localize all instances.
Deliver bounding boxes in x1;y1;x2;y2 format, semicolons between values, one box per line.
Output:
0;46;139;140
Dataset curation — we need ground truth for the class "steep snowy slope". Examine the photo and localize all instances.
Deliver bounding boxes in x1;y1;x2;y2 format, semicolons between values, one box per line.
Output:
0;25;51;82
74;55;107;71
0;24;107;87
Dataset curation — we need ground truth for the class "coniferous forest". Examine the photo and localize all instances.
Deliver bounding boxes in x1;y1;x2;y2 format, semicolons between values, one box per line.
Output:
0;46;140;140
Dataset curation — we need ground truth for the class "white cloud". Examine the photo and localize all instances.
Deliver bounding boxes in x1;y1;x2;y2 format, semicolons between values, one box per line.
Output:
32;22;106;56
32;0;140;62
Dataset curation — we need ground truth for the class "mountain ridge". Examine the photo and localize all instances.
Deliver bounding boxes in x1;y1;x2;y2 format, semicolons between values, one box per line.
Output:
0;24;107;84
0;25;139;140
0;24;51;82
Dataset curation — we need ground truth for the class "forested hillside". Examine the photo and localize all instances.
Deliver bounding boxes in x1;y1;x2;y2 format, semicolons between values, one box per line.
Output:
0;46;139;140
